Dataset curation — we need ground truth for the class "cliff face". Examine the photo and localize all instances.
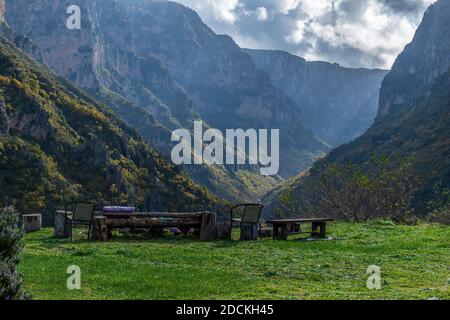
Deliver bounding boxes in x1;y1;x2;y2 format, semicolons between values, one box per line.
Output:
3;0;329;180
378;0;450;119
3;0;196;130
263;0;450;217
0;0;5;22
246;49;387;146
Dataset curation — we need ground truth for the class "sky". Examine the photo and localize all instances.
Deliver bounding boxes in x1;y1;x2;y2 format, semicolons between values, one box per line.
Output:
175;0;436;69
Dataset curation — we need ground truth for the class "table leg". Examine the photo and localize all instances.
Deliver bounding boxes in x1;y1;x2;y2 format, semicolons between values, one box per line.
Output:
280;225;288;241
311;222;326;239
273;224;279;240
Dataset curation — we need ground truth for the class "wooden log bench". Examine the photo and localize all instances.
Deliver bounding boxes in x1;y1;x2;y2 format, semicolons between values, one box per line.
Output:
94;212;217;242
266;218;334;241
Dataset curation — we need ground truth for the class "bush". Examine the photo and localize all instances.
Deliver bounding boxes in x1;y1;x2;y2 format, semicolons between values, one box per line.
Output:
285;156;417;222
0;206;27;300
427;209;450;225
426;184;450;224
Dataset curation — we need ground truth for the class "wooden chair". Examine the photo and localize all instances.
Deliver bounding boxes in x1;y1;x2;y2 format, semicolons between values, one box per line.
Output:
230;204;264;240
64;202;96;241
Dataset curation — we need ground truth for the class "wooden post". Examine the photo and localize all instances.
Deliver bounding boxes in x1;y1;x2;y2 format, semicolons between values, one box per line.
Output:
216;221;231;240
280;225;289;240
311;221;326;239
95;216;108;241
273;224;279;240
240;224;258;241
199;212;216;241
54;210;71;238
23;214;42;233
273;223;288;240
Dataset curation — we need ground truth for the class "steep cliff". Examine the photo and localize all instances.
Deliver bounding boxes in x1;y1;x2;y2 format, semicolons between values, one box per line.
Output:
246;49;387;146
263;0;450;217
378;0;450;120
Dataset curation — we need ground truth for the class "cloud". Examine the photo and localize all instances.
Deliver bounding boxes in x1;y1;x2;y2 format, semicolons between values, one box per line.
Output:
255;7;269;21
179;0;240;24
176;0;436;69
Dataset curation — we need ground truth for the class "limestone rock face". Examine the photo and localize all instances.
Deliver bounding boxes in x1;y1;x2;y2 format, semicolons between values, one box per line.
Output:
246;49;387;146
0;0;5;23
378;0;450;119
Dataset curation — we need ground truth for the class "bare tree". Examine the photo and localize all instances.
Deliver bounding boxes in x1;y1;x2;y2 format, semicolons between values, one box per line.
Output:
295;157;417;222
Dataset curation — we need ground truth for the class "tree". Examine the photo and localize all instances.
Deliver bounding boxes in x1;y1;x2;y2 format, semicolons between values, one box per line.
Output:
297;157;417;222
0;206;27;300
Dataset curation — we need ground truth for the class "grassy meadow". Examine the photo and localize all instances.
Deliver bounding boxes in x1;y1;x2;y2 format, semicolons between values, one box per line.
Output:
20;221;450;300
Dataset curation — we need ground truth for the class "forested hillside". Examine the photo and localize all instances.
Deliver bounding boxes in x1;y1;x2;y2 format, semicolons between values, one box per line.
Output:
0;37;219;224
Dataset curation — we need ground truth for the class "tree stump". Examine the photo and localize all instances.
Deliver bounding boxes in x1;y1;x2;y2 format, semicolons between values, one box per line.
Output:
23;214;42;233
54;210;71;238
199;212;216;241
216;221;231;240
94;216;108;241
240;224;258;241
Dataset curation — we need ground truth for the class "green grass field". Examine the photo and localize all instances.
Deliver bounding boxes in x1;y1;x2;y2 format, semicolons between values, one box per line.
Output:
20;221;450;300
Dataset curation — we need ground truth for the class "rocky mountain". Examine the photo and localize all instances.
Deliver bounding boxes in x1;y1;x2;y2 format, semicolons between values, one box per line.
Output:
2;0;329;184
0;34;220;224
263;0;450;217
0;0;281;202
246;49;387;146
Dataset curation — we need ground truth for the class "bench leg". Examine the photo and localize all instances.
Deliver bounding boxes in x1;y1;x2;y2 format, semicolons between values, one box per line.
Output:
273;224;279;240
311;222;326;239
280;225;288;240
273;224;289;240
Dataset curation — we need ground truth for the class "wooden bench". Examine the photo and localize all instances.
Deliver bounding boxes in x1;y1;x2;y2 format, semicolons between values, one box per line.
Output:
94;212;217;242
266;218;334;241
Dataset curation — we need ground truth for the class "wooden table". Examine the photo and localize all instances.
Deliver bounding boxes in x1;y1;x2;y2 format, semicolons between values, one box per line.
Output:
266;218;334;240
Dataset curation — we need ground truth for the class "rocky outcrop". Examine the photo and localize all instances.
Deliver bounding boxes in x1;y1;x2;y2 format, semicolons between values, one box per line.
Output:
246;49;387;146
378;0;450;119
3;0;196;131
0;0;5;23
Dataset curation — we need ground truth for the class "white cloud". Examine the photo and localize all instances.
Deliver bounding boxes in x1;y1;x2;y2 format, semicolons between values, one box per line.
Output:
255;7;269;21
176;0;437;69
180;0;240;24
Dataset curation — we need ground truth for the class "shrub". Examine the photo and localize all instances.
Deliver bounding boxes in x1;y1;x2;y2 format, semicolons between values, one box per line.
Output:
0;206;27;300
427;209;450;225
293;156;417;222
427;184;450;224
